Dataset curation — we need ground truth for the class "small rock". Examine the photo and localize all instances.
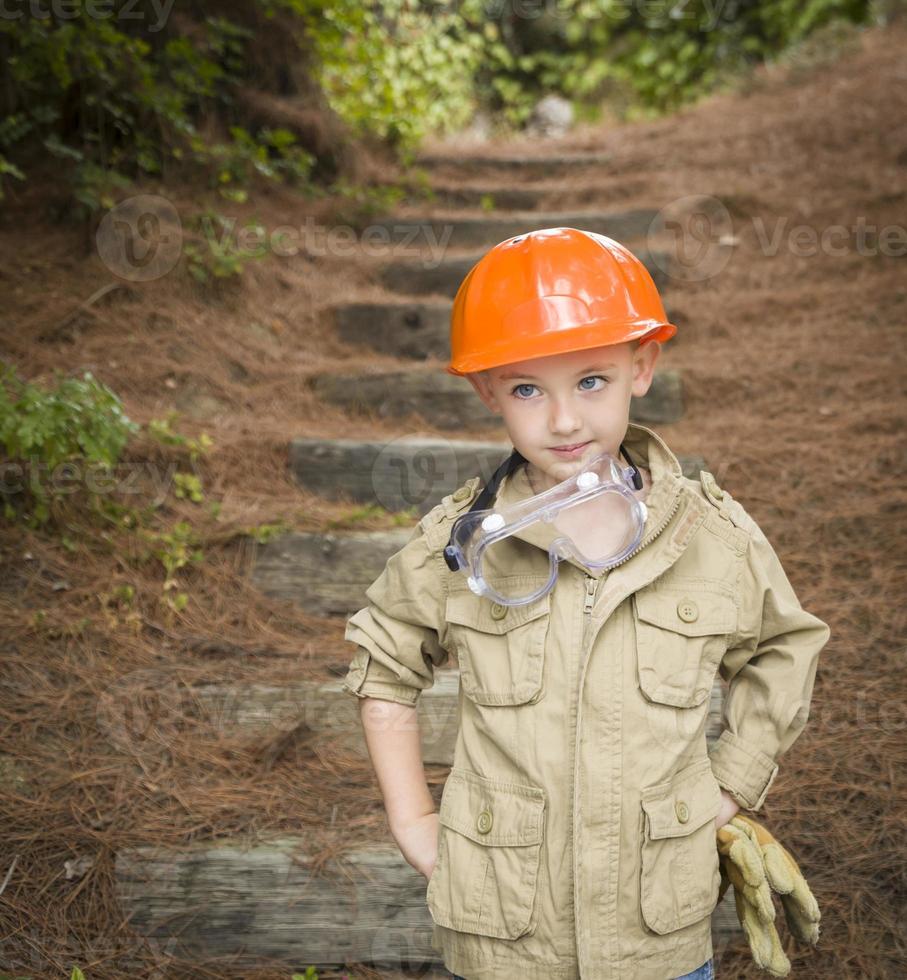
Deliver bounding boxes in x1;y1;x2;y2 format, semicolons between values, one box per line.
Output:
458;110;493;142
527;95;574;138
64;855;94;880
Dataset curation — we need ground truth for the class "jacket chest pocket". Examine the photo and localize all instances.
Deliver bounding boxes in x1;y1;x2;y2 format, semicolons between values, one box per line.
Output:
633;586;738;708
426;767;546;940
444;587;550;706
639;758;722;934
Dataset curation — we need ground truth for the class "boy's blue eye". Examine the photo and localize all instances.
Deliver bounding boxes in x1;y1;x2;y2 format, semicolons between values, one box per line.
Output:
510;376;608;399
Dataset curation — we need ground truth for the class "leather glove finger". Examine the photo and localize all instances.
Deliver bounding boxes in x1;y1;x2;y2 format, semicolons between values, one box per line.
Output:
779;879;821;946
720;848;775;925
731;815;821;945
717;823;774;922
733;877;792;978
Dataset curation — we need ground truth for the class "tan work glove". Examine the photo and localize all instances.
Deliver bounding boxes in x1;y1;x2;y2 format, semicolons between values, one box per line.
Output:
716;813;821;977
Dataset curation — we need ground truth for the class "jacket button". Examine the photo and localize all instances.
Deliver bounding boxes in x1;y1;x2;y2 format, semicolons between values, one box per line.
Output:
452;485;472;502
490;602;507;620
677;598;699;623
675;800;690;823
476;809;493;834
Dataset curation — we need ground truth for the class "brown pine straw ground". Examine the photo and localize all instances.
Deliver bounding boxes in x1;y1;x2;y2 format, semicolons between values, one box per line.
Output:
1;19;906;980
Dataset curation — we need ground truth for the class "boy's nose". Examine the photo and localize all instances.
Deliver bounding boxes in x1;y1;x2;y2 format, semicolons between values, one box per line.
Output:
549;396;582;438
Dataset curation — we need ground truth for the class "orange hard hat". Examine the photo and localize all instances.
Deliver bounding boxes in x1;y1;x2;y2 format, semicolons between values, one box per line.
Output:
446;227;676;376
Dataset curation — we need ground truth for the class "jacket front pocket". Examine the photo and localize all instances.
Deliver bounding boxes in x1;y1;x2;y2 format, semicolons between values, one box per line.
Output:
639;758;722;935
426;767;546;940
445;586;550;706
633;586;738;708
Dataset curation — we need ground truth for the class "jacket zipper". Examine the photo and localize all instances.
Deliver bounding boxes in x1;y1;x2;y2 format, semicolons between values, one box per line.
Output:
583;575;596;616
606;491;684;572
573;488;685;972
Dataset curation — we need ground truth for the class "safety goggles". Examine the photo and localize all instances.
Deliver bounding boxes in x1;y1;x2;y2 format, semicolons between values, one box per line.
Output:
443;445;647;606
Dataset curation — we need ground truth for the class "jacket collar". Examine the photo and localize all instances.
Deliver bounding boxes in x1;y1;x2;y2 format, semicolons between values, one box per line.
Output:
493;422;688;577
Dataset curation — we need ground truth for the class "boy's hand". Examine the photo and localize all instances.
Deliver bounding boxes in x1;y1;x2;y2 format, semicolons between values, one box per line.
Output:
390;810;440;881
715;788;740;830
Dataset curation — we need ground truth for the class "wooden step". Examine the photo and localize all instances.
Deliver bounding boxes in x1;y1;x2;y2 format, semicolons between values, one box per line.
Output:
370;208;660;251
379;246;671;298
333;301;450;361
175;671;726;762
115;831;739;969
415;151;613;173
311;368;684;429
288;438;707;512
251;527;412;617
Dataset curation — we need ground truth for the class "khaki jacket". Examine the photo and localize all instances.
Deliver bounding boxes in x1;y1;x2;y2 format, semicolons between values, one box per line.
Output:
341;423;831;980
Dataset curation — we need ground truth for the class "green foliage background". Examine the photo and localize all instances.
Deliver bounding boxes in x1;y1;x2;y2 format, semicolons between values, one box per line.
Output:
0;0;873;208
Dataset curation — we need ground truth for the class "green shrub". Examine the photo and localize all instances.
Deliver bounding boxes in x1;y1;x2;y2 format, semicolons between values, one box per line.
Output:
0;366;139;525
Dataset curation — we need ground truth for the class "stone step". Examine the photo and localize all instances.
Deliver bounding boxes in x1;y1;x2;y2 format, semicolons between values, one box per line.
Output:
333;301;451;362
379;246;670;298
415;151;613;174
370;208;660;251
116;831;739;968
311;368;684;430
169;671;727;763
287;438;707;513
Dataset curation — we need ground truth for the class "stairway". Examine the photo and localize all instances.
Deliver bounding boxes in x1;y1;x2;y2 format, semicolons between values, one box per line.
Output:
115;145;737;974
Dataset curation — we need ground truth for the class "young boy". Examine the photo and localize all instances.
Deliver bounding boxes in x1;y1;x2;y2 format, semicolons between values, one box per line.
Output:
340;228;831;980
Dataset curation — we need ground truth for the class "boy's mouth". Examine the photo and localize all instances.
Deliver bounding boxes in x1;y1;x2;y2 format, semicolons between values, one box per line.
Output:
550;441;590;456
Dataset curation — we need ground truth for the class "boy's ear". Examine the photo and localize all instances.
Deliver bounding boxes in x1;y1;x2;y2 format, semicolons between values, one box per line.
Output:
465;370;501;414
631;340;661;398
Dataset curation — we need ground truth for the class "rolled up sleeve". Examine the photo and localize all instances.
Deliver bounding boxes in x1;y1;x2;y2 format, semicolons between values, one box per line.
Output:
341;522;450;707
709;520;831;810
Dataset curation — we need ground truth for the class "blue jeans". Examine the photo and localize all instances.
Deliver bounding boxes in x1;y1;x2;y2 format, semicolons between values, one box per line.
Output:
450;959;713;979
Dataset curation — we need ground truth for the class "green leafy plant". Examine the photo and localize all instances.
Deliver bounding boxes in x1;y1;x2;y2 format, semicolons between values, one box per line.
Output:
324;501;417;529
328;177;408;226
0;10;317;216
147;413;213;461
0;366;139;525
183;210;270;285
292;0;484;151
145;520;204;594
173;472;204;503
202;126;315;199
290;967;319;980
245;520;291;543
